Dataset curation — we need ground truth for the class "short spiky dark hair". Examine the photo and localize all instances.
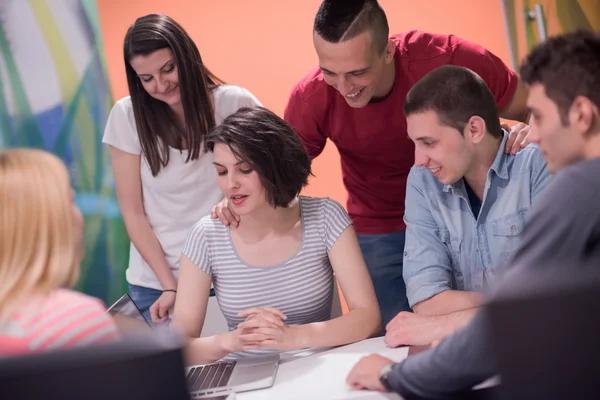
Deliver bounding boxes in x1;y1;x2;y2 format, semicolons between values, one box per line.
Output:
206;107;313;208
520;30;600;125
404;65;503;138
313;0;389;54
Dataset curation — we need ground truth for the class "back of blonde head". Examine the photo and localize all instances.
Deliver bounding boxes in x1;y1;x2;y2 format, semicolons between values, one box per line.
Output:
0;149;79;322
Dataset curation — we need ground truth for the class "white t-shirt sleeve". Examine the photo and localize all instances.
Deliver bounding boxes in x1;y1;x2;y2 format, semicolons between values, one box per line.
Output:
213;85;263;123
102;97;142;155
234;86;262;109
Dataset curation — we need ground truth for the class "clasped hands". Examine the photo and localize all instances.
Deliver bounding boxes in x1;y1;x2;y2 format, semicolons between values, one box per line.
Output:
227;307;299;352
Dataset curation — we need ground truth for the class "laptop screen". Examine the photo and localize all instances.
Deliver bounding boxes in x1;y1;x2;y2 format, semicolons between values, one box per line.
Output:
107;293;154;334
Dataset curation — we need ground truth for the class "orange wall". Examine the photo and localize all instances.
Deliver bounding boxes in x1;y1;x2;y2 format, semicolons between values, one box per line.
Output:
97;0;512;207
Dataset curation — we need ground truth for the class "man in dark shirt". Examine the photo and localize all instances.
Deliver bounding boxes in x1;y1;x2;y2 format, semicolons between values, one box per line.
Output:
346;29;600;398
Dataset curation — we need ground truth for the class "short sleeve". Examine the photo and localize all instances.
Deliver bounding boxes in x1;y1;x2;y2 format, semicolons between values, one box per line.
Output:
233;87;262;109
321;198;353;250
284;85;327;159
102;97;142;155
213;85;262;123
181;221;212;276
450;39;519;113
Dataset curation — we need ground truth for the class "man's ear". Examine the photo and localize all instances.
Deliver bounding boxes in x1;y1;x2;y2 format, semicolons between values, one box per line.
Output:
383;40;396;64
464;116;487;144
569;95;598;137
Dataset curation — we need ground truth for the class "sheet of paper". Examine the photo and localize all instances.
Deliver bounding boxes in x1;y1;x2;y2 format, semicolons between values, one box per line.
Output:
237;337;408;400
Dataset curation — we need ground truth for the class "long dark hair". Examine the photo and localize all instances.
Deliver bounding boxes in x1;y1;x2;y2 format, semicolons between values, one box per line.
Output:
123;14;224;176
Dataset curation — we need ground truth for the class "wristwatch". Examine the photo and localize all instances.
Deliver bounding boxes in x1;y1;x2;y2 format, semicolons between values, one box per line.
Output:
379;362;396;392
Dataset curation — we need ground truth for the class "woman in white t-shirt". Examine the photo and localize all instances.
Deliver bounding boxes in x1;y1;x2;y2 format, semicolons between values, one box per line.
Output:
102;14;261;324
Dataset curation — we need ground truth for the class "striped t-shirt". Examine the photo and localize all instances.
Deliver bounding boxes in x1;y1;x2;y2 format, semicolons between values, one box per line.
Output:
182;196;352;358
0;289;119;356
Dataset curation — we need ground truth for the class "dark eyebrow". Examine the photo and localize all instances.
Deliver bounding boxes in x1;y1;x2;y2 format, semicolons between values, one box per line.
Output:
212;161;246;167
137;59;174;78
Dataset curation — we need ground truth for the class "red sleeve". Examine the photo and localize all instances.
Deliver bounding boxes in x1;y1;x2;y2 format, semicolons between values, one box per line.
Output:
283;85;327;160
449;39;519;112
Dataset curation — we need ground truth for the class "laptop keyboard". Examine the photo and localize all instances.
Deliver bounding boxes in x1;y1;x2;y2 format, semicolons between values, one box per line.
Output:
187;361;237;392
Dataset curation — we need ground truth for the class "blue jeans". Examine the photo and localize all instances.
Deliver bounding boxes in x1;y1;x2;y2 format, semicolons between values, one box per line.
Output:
128;284;162;324
358;230;411;332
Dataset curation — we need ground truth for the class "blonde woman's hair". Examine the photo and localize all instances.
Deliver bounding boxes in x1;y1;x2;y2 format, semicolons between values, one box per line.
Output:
0;149;80;322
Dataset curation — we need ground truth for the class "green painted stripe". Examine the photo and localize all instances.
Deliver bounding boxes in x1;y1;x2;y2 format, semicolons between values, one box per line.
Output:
30;0;78;103
0;48;12;147
0;17;44;148
32;0;97;177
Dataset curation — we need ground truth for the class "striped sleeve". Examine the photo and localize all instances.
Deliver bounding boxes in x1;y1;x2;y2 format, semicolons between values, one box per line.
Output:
181;220;212;275
322;198;353;250
25;291;119;352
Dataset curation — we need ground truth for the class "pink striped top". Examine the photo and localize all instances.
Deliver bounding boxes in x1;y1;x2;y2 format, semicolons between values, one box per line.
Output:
0;289;119;355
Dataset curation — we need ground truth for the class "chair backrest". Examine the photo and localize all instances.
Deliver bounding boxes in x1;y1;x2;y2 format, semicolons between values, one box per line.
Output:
487;262;600;400
0;336;191;400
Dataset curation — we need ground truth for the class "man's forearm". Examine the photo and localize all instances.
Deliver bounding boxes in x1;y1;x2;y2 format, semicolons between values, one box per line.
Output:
433;308;478;339
384;303;478;347
388;310;497;398
414;290;482;316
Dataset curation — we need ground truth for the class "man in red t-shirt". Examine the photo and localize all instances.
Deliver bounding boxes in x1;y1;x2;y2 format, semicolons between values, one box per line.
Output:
283;0;531;329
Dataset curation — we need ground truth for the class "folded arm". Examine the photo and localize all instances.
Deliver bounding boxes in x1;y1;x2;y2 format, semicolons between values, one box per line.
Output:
386;171;481;346
413;290;482;316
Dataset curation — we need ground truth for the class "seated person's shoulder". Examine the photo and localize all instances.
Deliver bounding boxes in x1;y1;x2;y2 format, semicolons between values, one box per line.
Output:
553;158;600;193
51;289;107;309
511;142;546;172
302;195;348;217
192;214;228;235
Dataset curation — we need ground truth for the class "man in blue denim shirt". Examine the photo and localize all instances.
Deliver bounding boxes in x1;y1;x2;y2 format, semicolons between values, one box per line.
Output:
384;65;550;347
347;30;600;398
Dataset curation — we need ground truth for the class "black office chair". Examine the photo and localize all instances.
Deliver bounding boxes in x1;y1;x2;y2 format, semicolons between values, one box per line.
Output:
487;260;600;400
0;335;191;400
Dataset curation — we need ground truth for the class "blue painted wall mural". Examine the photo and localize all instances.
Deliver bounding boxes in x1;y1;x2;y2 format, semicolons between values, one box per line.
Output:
0;0;128;305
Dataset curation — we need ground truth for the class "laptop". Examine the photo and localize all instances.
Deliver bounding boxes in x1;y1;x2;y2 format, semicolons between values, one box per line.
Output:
107;293;280;399
486;260;600;400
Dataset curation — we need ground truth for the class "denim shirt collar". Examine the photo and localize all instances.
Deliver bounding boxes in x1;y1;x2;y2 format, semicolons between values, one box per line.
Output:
443;129;510;193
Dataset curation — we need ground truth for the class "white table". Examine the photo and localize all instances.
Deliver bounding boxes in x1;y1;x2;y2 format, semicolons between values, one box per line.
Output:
236;337;408;400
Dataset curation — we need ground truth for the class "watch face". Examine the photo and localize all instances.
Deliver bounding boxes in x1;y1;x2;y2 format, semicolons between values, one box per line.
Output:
379;363;395;391
380;363;394;376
